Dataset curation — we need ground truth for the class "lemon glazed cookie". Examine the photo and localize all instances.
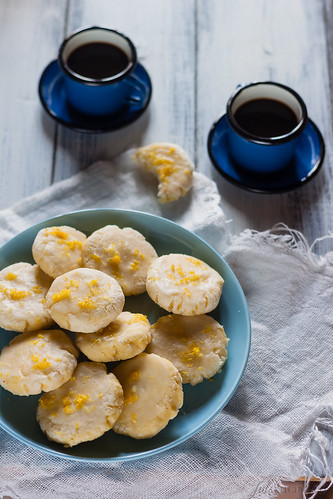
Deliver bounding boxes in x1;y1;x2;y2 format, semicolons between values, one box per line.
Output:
75;311;152;362
37;361;124;447
146;314;229;385
146;254;224;316
46;268;125;333
112;352;183;439
82;225;157;296
32;225;86;278
0;262;53;333
0;329;78;395
134;143;194;203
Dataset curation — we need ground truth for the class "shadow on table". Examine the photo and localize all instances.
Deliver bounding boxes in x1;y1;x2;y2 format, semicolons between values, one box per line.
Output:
39;106;151;180
211;165;327;247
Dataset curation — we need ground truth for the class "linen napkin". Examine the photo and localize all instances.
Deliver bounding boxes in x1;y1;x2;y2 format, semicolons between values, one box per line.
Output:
0;155;332;499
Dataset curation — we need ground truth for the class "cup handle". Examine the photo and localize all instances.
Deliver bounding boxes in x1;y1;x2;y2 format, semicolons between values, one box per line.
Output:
122;73;145;105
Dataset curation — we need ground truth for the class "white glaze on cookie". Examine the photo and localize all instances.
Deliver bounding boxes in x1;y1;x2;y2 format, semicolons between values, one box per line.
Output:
112;352;183;439
146;254;223;315
46;268;124;333
37;362;124;447
146;314;229;385
0;329;78;395
0;262;53;332
134;143;194;203
82;225;157;296
32;225;86;278
75;311;152;362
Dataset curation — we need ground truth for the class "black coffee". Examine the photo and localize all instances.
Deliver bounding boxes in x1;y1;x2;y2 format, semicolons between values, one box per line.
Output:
67;42;129;80
234;98;299;138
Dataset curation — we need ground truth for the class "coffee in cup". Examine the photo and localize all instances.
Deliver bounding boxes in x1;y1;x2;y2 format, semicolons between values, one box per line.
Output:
226;82;308;173
58;26;137;116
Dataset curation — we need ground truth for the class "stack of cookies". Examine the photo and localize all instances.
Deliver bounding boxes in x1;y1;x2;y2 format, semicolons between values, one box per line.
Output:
0;223;228;447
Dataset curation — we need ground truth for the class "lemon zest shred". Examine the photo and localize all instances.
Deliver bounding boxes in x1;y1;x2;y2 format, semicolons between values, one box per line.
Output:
5;272;17;281
48;227;69;239
9;289;31;300
52;289;71;302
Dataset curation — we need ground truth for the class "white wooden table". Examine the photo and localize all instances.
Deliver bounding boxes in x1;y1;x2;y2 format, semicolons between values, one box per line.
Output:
0;2;332;496
1;0;332;254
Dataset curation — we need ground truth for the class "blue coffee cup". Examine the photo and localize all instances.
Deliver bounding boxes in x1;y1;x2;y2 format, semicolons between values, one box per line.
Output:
58;26;137;116
226;82;308;173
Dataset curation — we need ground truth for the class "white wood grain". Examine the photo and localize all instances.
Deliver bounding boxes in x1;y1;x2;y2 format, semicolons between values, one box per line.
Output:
0;0;67;209
0;0;332;252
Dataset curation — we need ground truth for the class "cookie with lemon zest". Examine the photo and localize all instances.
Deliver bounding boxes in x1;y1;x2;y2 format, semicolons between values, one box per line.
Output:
82;225;157;296
146;253;223;315
46;268;124;333
37;362;124;447
112;353;183;439
0;329;78;395
0;262;53;332
134;143;194;203
32;225;86;278
146;314;229;385
75;311;152;362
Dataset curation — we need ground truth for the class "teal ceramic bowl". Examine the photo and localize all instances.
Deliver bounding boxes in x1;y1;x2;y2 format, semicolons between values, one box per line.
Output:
0;209;251;462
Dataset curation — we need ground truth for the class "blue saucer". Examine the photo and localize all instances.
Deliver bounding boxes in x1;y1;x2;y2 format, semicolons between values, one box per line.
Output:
38;60;152;133
207;114;325;193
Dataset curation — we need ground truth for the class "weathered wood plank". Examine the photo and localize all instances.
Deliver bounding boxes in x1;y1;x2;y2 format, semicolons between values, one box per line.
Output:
0;0;67;209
